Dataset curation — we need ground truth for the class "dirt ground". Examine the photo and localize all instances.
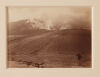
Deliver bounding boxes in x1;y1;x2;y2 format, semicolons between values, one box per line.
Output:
8;29;91;68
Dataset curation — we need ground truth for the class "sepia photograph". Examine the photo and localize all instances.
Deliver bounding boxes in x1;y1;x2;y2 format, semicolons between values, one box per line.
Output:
7;6;92;68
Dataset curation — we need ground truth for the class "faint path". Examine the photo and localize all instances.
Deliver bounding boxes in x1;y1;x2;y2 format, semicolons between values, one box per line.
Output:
9;32;54;47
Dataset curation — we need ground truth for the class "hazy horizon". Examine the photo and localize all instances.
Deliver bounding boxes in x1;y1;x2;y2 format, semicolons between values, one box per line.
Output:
8;6;92;30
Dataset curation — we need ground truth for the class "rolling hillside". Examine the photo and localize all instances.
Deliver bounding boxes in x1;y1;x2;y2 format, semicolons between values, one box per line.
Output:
8;27;91;68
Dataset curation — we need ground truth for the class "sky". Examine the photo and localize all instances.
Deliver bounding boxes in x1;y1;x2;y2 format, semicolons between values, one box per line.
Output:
8;6;92;29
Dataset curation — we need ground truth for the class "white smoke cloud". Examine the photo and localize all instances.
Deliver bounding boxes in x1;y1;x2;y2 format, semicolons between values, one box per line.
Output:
8;7;91;29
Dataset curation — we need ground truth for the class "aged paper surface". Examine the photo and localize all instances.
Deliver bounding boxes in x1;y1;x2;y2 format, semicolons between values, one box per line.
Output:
0;0;100;77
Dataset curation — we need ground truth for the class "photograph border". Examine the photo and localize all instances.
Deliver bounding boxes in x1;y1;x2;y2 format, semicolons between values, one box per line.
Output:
6;5;93;69
0;0;99;77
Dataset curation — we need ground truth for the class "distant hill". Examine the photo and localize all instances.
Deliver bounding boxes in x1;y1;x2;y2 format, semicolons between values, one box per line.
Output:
8;19;47;35
8;19;33;35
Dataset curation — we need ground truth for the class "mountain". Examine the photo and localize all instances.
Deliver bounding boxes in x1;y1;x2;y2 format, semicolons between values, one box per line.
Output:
8;19;47;35
8;28;91;67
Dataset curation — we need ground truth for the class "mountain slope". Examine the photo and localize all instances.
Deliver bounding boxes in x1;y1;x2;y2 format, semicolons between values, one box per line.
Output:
8;29;91;68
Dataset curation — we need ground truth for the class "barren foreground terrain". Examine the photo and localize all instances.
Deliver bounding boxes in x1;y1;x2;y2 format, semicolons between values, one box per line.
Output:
8;29;91;68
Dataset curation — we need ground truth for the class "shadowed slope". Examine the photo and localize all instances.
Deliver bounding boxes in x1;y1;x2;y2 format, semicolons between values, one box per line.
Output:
8;29;91;68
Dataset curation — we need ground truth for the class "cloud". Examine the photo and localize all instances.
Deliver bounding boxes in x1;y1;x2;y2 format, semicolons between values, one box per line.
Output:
8;7;91;29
